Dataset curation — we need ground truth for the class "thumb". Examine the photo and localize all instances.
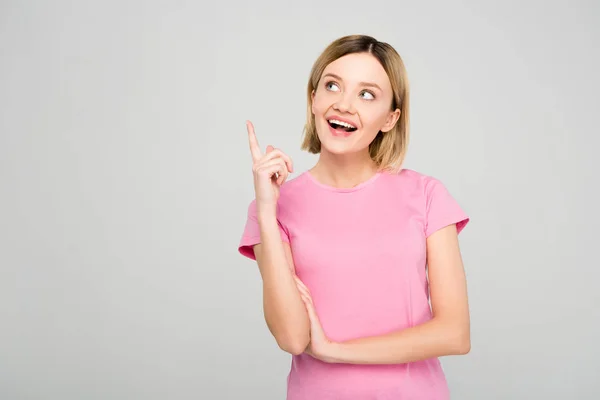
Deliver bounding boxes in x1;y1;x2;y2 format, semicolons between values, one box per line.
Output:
266;145;274;153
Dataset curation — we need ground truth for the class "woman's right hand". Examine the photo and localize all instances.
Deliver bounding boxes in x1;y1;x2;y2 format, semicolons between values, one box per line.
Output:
246;120;294;215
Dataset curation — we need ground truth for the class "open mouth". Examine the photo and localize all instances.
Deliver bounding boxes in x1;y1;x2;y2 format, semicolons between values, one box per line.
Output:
327;119;357;133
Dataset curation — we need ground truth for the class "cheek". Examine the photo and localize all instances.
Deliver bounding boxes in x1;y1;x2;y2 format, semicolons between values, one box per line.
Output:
360;108;388;129
312;90;337;115
312;97;326;116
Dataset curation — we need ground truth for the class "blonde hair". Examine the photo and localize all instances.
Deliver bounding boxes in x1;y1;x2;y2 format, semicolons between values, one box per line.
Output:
301;35;410;173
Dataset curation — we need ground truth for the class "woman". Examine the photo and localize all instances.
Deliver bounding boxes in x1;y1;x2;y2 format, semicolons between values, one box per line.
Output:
238;34;470;399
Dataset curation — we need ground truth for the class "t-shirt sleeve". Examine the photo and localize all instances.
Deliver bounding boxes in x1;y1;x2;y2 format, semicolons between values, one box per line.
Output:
238;200;290;260
424;177;470;237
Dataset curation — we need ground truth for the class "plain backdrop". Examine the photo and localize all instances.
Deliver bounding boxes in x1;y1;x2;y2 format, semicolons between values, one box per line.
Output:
1;1;599;399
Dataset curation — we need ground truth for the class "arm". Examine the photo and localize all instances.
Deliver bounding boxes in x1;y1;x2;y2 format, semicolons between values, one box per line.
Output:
308;224;470;364
254;213;310;356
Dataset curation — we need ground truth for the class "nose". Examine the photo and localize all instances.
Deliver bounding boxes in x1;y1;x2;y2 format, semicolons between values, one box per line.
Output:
333;92;355;114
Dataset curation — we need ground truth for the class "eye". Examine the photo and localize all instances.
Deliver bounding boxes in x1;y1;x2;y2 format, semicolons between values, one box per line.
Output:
325;81;340;91
360;91;375;100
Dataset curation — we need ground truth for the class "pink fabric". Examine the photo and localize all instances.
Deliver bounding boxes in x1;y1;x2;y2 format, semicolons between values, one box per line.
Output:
238;169;469;400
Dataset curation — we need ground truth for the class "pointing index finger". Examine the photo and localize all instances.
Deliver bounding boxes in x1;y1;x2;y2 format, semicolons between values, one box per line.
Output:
246;121;262;162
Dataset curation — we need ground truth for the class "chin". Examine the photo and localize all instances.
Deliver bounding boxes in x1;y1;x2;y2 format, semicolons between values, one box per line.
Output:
317;136;356;155
322;146;349;155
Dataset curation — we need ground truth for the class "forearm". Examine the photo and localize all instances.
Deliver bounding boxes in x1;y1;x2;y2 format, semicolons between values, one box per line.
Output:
257;213;310;355
323;226;471;365
325;318;470;364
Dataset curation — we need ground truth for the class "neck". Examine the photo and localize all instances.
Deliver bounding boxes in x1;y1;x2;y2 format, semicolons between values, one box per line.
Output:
310;150;379;189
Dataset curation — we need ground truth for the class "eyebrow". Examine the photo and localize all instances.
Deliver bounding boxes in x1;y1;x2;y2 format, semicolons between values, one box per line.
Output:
322;73;383;91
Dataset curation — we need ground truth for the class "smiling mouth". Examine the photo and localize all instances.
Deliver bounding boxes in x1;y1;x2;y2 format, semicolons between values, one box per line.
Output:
327;119;357;132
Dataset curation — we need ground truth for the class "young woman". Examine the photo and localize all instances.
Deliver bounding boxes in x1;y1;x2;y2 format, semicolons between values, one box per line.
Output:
238;34;470;399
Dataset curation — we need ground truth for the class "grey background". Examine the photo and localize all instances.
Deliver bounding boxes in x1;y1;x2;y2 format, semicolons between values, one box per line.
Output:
1;0;598;399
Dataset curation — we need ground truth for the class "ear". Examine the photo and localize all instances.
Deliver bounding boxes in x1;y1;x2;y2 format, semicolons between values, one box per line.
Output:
381;108;401;133
311;90;316;115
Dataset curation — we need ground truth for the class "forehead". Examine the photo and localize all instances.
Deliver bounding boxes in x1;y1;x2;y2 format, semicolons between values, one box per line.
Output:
322;53;391;89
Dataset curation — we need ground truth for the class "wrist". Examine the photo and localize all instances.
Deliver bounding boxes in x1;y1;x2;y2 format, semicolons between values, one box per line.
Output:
329;342;344;363
256;205;277;223
318;341;343;364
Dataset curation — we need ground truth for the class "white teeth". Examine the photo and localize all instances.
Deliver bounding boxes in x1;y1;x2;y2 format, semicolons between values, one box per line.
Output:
328;119;356;129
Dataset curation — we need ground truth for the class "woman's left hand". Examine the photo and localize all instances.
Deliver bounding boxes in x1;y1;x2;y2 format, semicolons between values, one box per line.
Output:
294;276;336;362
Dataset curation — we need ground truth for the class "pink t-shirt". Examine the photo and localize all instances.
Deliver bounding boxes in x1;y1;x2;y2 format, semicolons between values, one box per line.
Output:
238;168;469;400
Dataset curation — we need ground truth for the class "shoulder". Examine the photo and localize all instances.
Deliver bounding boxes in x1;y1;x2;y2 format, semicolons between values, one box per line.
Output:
381;169;460;216
245;171;311;211
394;169;469;235
279;171;311;196
382;168;444;195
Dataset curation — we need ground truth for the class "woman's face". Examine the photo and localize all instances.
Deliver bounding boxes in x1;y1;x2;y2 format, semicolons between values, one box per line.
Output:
311;52;400;156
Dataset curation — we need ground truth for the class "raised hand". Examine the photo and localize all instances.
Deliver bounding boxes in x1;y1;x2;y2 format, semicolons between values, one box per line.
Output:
246;120;294;215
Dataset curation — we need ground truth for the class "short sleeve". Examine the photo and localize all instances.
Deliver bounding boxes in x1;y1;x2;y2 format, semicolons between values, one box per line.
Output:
424;178;470;237
238;200;290;260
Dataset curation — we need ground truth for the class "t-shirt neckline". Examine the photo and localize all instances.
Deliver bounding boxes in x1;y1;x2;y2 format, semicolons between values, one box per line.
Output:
303;170;383;193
